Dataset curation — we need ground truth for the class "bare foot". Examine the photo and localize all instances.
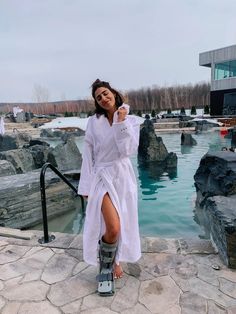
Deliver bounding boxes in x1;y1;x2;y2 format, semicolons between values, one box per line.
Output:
114;263;123;279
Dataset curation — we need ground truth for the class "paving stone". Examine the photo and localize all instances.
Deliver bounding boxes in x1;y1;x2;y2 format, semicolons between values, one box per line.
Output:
0;245;30;264
207;300;226;314
179;238;216;254
0;296;6;311
69;234;83;250
23;246;45;258
174;259;198;279
51;248;65;253
164;305;181;314
41;253;78;284
0;240;9;246
188;277;236;307
180;292;207;314
114;273;129;290
219;277;236;299
61;299;82;313
1;301;21;314
122;260;154;281
0;227;34;240
197;263;220;286
220;270;236;283
122;302;151;314
21;269;42;283
72;261;89;275
140;253;184;277
77;265;98;283
227;306;236;314
19;301;61;314
41;232;77;249
4;275;23;288
0;247;54;280
1;280;49;301
48;274;96;306
139;276;181;313
65;248;83;261
143;237;179;253
192;253;225;268
169;258;198;292
0;280;4;290
80;308;118;314
111;276;140;312
81;293;114;311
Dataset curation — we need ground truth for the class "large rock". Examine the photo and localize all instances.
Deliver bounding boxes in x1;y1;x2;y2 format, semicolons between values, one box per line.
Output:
0;149;35;173
195;195;236;268
29;145;51;169
0;160;16;177
0;171;79;229
138;119;177;178
0;134;20;151
47;137;82;171
194;152;236;268
181;133;197;146
0;133;32;152
138;119;169;162
194;152;236;207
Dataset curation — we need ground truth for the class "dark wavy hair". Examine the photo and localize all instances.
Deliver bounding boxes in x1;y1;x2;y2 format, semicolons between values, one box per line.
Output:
91;79;124;117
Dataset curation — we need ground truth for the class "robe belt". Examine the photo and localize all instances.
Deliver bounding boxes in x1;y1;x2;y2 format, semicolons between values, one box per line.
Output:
94;157;129;170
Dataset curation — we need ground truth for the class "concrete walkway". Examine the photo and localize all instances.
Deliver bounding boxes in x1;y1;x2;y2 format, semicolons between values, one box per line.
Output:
0;229;236;314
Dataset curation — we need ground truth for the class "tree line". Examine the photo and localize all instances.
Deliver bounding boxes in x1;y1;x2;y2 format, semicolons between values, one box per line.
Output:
127;81;210;113
0;81;210;115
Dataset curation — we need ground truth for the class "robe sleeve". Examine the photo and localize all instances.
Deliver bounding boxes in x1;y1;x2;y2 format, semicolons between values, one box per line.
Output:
78;118;94;196
112;115;140;157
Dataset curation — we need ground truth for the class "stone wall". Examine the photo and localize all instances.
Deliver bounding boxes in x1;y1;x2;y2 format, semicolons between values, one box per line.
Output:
0;171;79;229
194;151;236;268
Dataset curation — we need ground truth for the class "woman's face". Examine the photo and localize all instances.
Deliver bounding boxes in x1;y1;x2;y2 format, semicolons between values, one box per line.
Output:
94;87;116;112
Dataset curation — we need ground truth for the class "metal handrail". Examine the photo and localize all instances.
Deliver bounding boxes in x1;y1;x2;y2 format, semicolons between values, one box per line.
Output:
38;162;85;244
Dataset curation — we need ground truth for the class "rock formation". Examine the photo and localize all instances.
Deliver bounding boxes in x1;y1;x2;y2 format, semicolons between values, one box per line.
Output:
0;131;83;230
138;119;177;178
181;132;197;146
194;151;236;268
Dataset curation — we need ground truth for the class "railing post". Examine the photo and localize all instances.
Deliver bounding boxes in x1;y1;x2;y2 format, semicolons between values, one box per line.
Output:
38;162;85;244
38;163;55;244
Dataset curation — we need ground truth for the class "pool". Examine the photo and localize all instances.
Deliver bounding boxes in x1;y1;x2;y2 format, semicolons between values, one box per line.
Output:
136;131;231;238
35;130;231;238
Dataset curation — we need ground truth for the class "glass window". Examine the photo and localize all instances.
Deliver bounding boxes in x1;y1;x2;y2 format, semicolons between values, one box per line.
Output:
214;60;236;80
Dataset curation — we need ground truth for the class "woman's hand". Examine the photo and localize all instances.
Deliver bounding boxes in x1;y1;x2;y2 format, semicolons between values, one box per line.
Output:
117;107;128;122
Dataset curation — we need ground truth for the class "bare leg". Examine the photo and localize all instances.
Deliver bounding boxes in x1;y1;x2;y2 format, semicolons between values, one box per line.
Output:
101;193;120;244
101;193;123;278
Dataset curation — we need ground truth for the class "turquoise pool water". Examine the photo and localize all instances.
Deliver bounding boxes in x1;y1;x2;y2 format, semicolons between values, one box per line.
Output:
36;131;231;238
136;131;231;238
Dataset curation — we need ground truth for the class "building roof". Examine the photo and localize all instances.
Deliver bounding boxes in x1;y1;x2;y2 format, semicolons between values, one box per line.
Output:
199;44;236;67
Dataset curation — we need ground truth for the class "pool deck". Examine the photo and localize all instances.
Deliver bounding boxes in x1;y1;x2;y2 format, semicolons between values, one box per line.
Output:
0;229;236;313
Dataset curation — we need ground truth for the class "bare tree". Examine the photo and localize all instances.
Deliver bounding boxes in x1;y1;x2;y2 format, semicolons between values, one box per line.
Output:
32;84;50;103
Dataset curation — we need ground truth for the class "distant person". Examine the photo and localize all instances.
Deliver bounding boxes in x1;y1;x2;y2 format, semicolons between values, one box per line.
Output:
77;79;141;296
0;116;5;135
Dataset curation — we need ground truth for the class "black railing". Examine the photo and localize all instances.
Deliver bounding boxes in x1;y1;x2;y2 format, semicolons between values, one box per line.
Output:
38;162;85;244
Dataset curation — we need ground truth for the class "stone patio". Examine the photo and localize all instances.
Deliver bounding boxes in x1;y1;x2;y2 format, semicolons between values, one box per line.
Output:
0;228;236;313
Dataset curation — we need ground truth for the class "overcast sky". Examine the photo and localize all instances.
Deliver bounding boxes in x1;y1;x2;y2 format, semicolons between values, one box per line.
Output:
1;0;236;103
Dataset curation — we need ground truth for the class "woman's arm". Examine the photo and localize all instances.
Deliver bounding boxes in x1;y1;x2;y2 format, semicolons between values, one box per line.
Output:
113;114;140;157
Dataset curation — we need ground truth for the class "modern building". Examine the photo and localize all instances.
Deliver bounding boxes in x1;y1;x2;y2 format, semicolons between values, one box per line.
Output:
199;44;236;115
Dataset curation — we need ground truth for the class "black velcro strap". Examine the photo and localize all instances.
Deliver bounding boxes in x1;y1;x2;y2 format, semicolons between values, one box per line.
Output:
96;273;113;282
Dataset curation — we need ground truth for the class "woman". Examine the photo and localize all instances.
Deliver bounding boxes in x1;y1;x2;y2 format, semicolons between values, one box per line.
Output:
78;79;141;295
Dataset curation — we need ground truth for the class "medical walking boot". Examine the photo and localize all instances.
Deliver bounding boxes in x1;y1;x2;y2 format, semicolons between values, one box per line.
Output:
96;239;117;296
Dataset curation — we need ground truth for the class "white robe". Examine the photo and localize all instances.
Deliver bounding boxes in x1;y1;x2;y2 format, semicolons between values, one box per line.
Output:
78;106;141;266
